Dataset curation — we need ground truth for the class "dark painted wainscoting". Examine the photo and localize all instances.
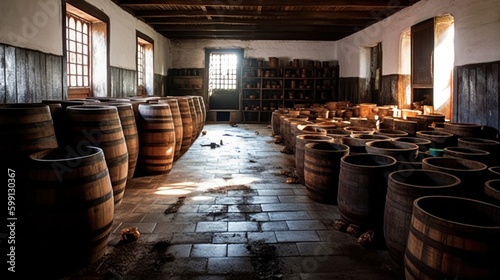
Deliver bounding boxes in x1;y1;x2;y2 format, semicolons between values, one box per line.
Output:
110;66;137;98
0;43;66;103
455;61;499;137
381;74;410;109
339;75;410;107
110;67;167;98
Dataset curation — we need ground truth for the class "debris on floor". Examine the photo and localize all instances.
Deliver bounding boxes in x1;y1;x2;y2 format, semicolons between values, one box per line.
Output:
201;130;207;135
200;142;220;148
229;121;238;127
121;227;141;242
164;196;187;214
280;146;293;154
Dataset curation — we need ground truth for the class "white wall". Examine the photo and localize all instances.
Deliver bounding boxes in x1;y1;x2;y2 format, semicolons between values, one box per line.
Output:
0;0;172;76
84;0;171;75
337;0;500;77
171;39;337;68
0;0;63;56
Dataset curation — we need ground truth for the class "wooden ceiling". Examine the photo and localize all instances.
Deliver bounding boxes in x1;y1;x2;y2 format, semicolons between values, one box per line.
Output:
115;0;420;41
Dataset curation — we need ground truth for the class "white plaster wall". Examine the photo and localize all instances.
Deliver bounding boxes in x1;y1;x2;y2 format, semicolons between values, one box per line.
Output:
0;0;63;55
85;0;171;75
171;39;337;68
337;0;500;77
0;0;171;75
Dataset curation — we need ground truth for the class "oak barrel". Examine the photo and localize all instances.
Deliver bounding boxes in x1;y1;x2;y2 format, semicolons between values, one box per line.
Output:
384;170;461;268
168;97;195;154
337;154;397;233
0;103;58;162
484;179;500;206
137;103;176;175
65;105;128;207
27;146;114;277
365;139;419;162
458;137;500;159
405;196;500;280
295;135;334;184
158;98;184;161
422;157;488;200
187;97;200;142
304;142;349;204
443;122;482;138
416;130;455;149
104;102;140;179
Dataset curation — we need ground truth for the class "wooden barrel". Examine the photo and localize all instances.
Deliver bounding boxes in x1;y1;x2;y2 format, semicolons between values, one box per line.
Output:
191;96;204;136
381;116;395;129
304;142;349;204
195;95;206;125
484;179;500;206
88;97;130;102
419;113;446;128
384;170;461;268
375;129;408;138
65;105;128;207
444;122;482;138
458;137;500;159
337;154;397;233
186;97;200;142
159;99;184;161
489;166;500;179
0;104;58;163
27;146;114;277
405;196;500;280
422;157;488;200
272;110;285;135
443;146;491;166
168;97;195;154
104;102;140;180
394;118;418;136
416;130;455;149
341;134;392;154
406;116;428;132
295;135;334;184
283;117;310;150
137;103;176;175
365;139;419;162
393;136;431;152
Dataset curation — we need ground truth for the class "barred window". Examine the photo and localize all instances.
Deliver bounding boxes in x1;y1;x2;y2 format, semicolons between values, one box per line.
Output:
66;14;90;88
208;53;238;92
137;43;145;87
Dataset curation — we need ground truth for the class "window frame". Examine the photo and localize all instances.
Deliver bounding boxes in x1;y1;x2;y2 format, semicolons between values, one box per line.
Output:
63;0;110;99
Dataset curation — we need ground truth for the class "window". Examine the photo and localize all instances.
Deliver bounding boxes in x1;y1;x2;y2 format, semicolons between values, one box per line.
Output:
66;13;91;97
65;1;108;99
136;34;153;96
137;42;145;95
208;53;238;92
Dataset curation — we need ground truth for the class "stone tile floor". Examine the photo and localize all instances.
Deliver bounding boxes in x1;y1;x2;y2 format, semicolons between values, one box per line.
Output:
66;123;404;280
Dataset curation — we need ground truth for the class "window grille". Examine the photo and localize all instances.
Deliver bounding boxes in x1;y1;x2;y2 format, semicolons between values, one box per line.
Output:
66;14;91;88
208;53;238;94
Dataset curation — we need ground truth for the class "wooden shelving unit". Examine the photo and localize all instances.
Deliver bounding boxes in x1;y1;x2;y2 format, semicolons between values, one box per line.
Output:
241;60;339;123
166;68;205;96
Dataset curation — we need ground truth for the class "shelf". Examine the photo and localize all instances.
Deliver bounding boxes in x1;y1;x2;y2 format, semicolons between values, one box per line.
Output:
240;62;339;123
167;68;205;96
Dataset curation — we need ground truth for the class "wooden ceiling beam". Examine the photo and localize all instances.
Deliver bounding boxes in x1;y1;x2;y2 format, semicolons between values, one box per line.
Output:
153;25;357;33
117;0;413;8
133;9;395;20
147;18;373;26
161;32;345;41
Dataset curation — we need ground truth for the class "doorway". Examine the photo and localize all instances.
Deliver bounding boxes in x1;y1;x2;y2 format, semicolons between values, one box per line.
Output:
205;49;243;111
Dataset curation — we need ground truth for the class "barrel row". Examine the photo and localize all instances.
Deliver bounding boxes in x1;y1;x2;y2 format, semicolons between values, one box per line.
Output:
0;96;206;277
272;108;500;279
